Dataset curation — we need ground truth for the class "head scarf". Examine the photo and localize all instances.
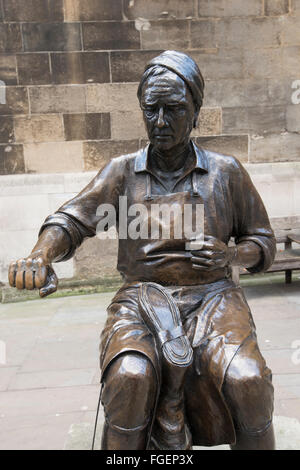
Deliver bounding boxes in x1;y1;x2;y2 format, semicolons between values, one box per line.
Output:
138;50;205;109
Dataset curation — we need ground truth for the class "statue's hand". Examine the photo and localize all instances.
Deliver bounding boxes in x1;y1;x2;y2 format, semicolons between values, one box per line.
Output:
190;235;232;271
8;252;58;298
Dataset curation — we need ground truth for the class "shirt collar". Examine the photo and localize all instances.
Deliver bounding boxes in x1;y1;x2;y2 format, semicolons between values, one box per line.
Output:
134;141;208;174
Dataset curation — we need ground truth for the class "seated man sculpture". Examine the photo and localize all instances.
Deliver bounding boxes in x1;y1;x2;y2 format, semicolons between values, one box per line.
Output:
8;51;276;450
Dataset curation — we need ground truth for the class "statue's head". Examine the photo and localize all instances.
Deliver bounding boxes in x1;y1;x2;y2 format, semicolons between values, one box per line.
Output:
137;51;205;152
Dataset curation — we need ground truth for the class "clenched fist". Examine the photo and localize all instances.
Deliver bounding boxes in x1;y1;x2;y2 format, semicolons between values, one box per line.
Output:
8;252;58;298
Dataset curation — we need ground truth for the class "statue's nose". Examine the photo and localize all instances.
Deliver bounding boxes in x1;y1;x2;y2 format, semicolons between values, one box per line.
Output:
157;107;166;128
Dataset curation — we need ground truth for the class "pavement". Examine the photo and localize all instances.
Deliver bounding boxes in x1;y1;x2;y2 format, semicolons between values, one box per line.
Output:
0;279;300;450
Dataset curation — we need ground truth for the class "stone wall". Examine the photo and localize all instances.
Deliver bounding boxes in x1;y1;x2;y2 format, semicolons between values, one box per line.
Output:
0;1;300;284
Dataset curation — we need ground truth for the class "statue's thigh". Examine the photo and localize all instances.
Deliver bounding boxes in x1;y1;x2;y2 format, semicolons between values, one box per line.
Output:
222;337;274;432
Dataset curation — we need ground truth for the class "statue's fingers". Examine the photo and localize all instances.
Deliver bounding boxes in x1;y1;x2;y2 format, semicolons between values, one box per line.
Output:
15;259;26;289
39;267;58;298
32;257;47;288
8;262;17;287
24;258;35;290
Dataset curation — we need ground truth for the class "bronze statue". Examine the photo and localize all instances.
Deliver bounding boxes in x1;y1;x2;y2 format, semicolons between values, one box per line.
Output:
8;51;276;450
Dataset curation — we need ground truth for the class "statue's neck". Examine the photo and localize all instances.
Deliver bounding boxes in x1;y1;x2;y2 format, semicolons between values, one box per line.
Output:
151;141;192;173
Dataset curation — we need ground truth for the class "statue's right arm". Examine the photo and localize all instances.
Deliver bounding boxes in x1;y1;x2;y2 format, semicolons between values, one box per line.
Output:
8;155;125;298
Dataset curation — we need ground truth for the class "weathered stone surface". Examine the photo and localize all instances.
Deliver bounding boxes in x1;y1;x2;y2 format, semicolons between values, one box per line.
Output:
14;115;65;144
51;52;110;84
190;49;243;80
17;53;51;85
194;135;249;163
110;50;163;83
265;0;290;16
24;141;83;173
215;17;281;48
278;16;300;45
204;79;246;108
291;0;300;14
63;113;111;141
74;237;119;279
0;55;17;85
141;20;189;49
190;20;218;49
86;83;140;113
22;23;82;52
64;0;122;21
198;0;263;17
0;87;29;115
83;140;140;171
0;116;14;143
110;110;147;140
282;46;300;76
244;48;282;78
29;86;86;114
2;0;64;22
0;24;22;53
192;107;222;137
286;105;300;132
124;0;195;20
223;106;286;134
82;22;140;51
0;144;24;174
250;133;300;162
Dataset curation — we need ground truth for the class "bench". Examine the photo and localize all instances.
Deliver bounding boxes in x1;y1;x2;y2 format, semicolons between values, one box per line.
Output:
232;217;300;285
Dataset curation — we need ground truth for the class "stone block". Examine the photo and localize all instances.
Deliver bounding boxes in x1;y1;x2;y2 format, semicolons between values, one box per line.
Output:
111;110;146;140
198;0;263;17
86;83;140;113
64;0;122;21
215;17;281;48
24;141;83;173
82;21;140;51
204;79;246;108
0;116;14;143
0;144;24;174
51;52;110;84
223;106;286;134
192;107;222;137
250;132;300;162
190;20;218;49
2;0;64;22
190;49;243;80
0;55;18;85
244;48;282;78
14;115;65;144
194;135;249;163
0;173;65;197
0;87;29;115
29;85;86;114
286;105;300;131
17;53;51;85
83;140;140;171
141;20;189;50
124;0;195;20
63;113;111;141
282;46;300;76
280;16;300;45
22;23;81;52
265;0;290;16
74;237;119;279
110;50;163;82
0;24;22;53
291;0;300;14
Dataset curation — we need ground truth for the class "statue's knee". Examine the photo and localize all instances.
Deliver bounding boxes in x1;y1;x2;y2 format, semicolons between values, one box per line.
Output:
102;353;156;430
224;360;273;433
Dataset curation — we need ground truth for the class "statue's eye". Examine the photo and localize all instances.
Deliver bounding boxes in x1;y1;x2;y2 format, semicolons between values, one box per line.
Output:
143;107;156;118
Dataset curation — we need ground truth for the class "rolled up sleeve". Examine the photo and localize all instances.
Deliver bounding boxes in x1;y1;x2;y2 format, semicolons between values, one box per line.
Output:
39;156;125;261
231;160;276;273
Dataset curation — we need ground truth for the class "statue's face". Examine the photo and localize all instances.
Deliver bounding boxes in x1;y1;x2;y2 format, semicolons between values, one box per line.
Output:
140;71;196;152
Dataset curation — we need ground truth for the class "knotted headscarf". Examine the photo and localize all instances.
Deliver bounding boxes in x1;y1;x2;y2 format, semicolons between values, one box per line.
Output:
138;50;205;110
